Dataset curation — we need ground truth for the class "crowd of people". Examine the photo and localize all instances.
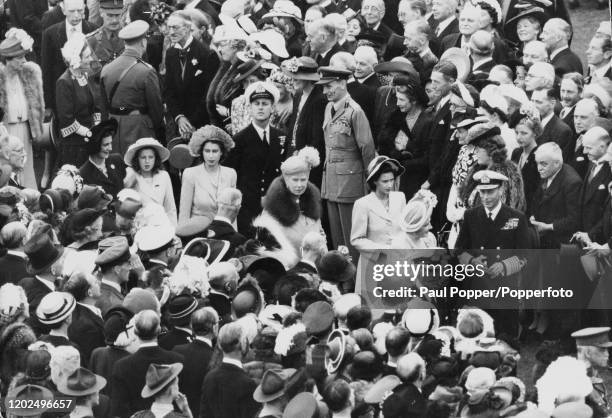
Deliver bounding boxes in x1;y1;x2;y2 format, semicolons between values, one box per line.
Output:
0;0;612;416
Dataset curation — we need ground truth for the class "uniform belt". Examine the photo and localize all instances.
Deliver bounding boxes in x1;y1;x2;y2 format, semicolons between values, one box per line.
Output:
110;108;145;116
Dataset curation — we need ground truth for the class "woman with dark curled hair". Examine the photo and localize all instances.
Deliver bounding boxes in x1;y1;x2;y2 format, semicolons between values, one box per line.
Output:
123;138;176;226
378;74;433;199
459;123;525;213
511;104;542;213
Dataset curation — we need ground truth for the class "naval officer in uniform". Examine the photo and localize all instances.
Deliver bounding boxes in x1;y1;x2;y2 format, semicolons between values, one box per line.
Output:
455;170;530;337
100;20;164;154
317;66;376;258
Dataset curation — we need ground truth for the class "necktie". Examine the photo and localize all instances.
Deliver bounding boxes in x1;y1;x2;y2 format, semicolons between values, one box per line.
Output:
560;107;568;119
331;107;336;118
488;212;493;221
575;135;583;152
262;130;268;144
588;163;600;182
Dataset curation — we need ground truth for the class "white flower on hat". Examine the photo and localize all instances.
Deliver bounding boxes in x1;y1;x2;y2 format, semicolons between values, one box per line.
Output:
169;255;210;297
61;33;88;70
519;101;541;122
5;28;34;52
274;322;306;356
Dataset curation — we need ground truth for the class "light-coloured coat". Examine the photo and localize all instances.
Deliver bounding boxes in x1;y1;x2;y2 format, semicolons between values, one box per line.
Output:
351;191;406;250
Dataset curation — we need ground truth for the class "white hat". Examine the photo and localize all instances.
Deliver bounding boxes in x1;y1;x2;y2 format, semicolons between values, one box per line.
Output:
36;292;76;325
333;293;361;319
244;81;280;103
135;224;176;252
400;190;437;233
249;29;289;59
263;0;302;20
281;146;320;175
499;84;529;105
213;24;248;43
123;137;170;167
401;298;440;336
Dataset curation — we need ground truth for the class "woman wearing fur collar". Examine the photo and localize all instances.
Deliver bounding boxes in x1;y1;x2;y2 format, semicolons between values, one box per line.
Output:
252;147;324;269
0;29;44;190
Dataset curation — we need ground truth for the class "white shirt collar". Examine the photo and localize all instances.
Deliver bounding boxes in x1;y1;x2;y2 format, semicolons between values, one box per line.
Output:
150;402;174;418
485;200;502;220
436;94;450;112
387;360;397;368
174;35;194;50
66;20;82;37
251;123;270;143
78;302;102;318
541;112;554;128
213;215;234;226
101;279;121;293
36;276;55;291
436;15;456;35
6;249;26;259
419;47;433;58
174;326;192;335
546;167;562;187
139;341;158;348
472;57;493;71
593;60;612;78
550;46;568;61
195;336;213;346
356;72;375;83
149;258;168;267
222;357;243;369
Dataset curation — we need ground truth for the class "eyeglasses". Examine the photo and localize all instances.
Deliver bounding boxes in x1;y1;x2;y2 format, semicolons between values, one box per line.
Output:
167;24;186;31
362;5;381;13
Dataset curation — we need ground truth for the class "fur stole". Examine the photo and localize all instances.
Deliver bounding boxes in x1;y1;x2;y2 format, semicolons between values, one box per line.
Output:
0;62;45;139
252;210;301;269
459;161;526;212
262;177;321;227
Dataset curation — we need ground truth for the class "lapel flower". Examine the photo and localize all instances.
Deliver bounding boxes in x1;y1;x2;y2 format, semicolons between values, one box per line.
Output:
279;135;286;147
110;164;115;170
191;58;198;66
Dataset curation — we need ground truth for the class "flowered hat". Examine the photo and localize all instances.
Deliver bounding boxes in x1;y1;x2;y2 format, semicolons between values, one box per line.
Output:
0;28;34;58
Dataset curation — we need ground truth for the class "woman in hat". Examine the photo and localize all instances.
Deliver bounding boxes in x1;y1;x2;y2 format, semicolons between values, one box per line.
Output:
227;58;269;135
123;138;177;226
378;74;433;200
178;125;236;230
344;14;364;54
458;124;525;213
62;209;105;277
267;68;294;134
392;189;438;249
252;147;323;269
55;33;100;169
350;156;406;250
78;119;126;199
511;104;542;214
206;25;247;126
0;28;43;189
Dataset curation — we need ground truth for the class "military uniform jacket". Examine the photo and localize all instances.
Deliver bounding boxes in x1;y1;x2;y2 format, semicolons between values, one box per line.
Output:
321;95;376;203
100;49;164;148
86;27;125;74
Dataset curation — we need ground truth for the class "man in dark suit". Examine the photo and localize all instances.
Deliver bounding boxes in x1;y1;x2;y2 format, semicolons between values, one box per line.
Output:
8;0;48;57
584;182;612;247
110;310;184;418
570;98;600;179
401;19;438;80
158;294;196;351
423;61;455;230
225;82;287;236
577;128;612;233
94;236;132;316
353;45;381;90
204;261;239;326
200;322;259;418
382;327;410;376
529;142;582;249
174;307;218;418
430;0;459;55
540;18;583;78
41;0;97;113
64;272;105;365
306;19;344;67
532;88;573;159
559;72;582;135
286;57;326;188
361;0;396;44
164;11;219;136
466;30;495;88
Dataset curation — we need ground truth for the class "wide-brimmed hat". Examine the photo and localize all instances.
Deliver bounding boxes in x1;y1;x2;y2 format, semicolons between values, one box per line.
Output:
505;6;546;39
78;185;112;210
0;28;34;58
234;59;265;83
249;29;289;59
88;119;118;155
181;237;230;264
363;374;401;404
571;327;612;348
24;233;64;274
123;137;170;166
134;223;176;253
141;363;183;398
57;368;107;396
366;155;404;183
188;125;235;157
253;368;297;402
39;188;72;214
281;56;320;81
326;329;348;373
5;385;54;416
373;57;416;75
262;0;302;21
303;301;334;336
232;278;265;318
440;48;470;82
316;250;356;283
36;292;76;325
103;306;134;345
401;298;440;336
243;256;286;278
283;392;318;418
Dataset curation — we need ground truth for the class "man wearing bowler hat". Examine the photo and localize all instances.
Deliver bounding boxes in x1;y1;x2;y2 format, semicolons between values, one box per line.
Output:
100;20;164;153
317;66;375;259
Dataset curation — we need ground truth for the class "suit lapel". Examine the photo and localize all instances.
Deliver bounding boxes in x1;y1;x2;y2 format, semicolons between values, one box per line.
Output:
584;164;611;202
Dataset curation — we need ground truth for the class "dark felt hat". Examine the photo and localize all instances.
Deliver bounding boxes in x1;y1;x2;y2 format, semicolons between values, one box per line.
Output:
5;385;54;416
316;250;356;283
87;118;118;155
24;233;64;274
303;301;334;335
103;305;135;345
168;294;198;320
58;368;107;396
141;363;183;398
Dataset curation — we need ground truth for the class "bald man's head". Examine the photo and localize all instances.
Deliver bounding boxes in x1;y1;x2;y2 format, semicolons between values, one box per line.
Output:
397;352;426;384
469;30;493;57
574;98;599;134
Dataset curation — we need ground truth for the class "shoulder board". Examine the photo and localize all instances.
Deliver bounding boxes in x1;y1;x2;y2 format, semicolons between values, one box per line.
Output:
136;58;153;69
86;27;102;38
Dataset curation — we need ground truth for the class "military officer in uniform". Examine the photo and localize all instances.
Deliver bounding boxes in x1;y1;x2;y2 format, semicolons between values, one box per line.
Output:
86;0;125;106
455;170;530;338
100;20;164;154
572;327;612;417
317;66;376;259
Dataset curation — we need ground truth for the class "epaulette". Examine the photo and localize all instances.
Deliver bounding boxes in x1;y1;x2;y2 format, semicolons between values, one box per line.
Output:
86;27;103;39
136;57;153;69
